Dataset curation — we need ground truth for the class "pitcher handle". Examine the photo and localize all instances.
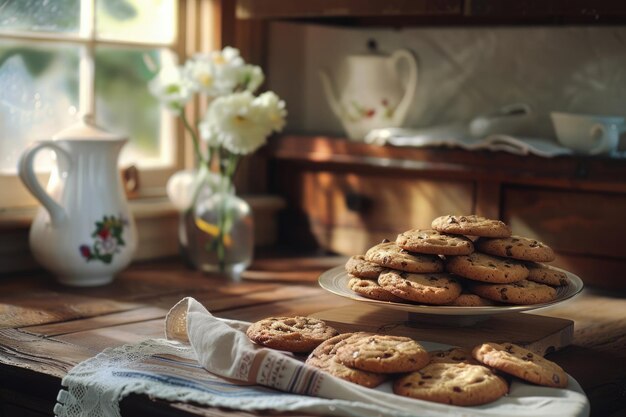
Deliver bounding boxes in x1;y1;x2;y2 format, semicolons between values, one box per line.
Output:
18;141;69;226
390;49;418;127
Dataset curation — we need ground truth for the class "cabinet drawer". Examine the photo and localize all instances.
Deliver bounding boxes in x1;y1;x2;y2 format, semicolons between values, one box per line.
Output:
299;171;474;255
502;187;626;259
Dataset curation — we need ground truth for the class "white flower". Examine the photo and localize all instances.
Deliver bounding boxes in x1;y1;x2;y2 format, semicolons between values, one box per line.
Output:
184;48;265;97
201;91;270;155
241;65;264;93
253;91;287;131
200;90;287;155
148;66;192;114
183;55;216;95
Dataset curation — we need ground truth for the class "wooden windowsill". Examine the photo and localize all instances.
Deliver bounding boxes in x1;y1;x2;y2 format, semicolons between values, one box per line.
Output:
0;194;286;275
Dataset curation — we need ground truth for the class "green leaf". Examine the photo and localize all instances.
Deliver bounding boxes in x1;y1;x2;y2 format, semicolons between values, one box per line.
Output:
99;254;113;264
164;84;180;94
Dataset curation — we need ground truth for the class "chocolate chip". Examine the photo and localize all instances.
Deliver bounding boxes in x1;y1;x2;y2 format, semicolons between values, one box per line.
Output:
453;386;463;392
382;238;390;243
505;245;513;256
499;287;509;300
552;374;560;384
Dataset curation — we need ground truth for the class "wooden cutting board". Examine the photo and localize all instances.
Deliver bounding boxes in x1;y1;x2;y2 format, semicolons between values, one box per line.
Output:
311;303;573;356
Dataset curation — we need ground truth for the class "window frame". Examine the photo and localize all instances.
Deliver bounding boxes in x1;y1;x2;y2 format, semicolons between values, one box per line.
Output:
0;0;217;210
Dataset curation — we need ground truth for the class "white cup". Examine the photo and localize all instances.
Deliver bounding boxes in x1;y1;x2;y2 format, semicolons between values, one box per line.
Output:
551;112;624;155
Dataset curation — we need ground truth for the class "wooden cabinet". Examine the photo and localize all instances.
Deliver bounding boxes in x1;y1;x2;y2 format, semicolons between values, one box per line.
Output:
267;135;626;290
283;170;473;255
502;186;626;289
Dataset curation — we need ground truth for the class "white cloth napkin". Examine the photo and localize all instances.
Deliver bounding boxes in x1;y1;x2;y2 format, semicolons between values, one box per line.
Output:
364;126;573;158
53;297;590;417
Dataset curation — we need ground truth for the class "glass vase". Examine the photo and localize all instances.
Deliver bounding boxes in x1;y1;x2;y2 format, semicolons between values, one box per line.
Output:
183;174;254;280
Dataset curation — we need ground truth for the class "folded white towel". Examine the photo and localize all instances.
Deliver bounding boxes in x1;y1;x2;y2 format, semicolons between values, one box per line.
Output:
365;126;573;158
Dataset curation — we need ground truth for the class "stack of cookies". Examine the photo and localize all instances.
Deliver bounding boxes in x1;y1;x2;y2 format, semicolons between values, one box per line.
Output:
346;214;569;306
246;315;569;406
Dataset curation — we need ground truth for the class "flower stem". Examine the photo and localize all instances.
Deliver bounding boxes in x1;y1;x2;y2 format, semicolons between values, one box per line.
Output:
181;111;207;165
215;152;240;274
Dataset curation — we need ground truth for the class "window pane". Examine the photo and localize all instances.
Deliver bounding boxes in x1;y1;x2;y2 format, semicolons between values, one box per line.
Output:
0;0;80;33
95;46;174;168
0;41;79;173
96;0;177;44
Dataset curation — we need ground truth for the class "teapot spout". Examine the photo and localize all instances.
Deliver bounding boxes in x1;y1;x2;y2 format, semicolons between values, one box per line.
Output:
319;69;343;122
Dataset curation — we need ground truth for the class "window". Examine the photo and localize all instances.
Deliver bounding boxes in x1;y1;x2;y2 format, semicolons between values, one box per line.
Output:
0;0;182;208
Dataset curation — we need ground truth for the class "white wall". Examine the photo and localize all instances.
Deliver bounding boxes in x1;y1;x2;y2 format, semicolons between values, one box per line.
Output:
267;22;626;139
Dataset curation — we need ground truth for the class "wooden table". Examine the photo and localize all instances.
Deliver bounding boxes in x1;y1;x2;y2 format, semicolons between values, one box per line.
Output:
1;257;625;417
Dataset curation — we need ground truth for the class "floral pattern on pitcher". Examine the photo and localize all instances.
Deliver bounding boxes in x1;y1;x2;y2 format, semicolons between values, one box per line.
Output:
79;215;127;264
345;98;396;122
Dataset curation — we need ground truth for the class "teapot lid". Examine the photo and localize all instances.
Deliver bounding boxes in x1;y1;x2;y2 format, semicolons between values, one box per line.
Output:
53;114;125;141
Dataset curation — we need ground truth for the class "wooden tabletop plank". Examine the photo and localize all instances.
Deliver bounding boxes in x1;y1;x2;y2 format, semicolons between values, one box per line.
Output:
218;293;353;322
0;329;94;378
24;306;169;337
22;285;325;338
54;319;165;351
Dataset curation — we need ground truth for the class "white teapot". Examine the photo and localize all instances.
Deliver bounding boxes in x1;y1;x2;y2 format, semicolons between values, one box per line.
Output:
319;45;418;140
18;115;137;286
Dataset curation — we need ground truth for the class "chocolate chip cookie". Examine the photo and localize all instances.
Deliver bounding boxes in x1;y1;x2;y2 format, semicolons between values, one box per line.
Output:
469;279;557;305
365;242;444;273
396;229;474;256
348;275;405;302
475;235;555;262
334;333;430;374
345;255;386;279
393;362;509;406
449;293;495;307
526;262;569;287
246;316;339;353
446;252;529;283
473;342;568;388
305;333;387;388
429;347;480;365
377;270;462;305
432;215;512;238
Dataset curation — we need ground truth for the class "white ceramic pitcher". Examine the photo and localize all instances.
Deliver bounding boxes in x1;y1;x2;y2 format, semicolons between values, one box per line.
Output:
18;115;137;286
320;47;418;140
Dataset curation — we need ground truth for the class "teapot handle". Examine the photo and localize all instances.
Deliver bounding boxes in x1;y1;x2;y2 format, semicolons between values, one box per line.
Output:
18;141;69;226
588;124;618;155
390;49;418;127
